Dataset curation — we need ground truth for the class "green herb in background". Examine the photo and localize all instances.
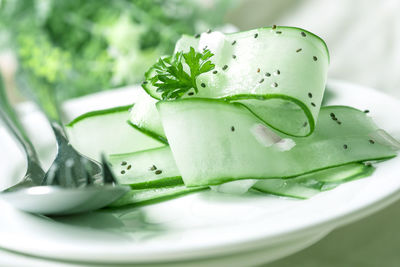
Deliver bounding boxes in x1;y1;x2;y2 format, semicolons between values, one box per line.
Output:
0;0;235;106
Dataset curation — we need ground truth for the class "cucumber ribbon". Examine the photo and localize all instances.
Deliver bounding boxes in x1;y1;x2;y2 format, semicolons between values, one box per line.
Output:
143;27;330;137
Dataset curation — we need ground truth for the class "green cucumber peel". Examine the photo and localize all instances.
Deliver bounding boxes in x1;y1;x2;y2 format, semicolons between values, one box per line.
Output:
65;105;133;127
127;121;168;145
128;92;167;143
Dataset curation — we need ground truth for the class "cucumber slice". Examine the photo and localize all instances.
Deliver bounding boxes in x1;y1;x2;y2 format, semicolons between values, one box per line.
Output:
107;185;208;209
311;162;374;184
253;180;320;199
144;27;329;136
108;146;182;189
174;34;200;54
253;163;374;199
107;144;373;199
128;92;167;143
157;99;396;187
65;105;164;161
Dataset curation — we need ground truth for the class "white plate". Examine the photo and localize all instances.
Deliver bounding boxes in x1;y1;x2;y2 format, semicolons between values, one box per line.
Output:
0;80;400;265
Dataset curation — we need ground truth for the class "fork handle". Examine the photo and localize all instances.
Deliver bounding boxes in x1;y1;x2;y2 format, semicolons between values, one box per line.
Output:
0;75;41;164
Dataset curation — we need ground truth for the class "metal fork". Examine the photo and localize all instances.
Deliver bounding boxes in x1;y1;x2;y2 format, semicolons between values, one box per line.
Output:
15;71;104;188
0;72;129;215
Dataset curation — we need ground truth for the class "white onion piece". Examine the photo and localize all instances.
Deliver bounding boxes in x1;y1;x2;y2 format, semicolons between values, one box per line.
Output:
210;179;258;195
370;129;400;150
251;123;282;147
275;138;296;151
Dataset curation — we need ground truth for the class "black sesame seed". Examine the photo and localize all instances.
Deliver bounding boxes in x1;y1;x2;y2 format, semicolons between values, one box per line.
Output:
303;122;308;127
254;33;258;38
272;82;278;88
364;109;370;113
207;29;212;33
272;24;277;29
155;170;162;175
213;70;218;74
201;83;206;88
149;165;157;171
142;81;148;85
313;56;318;61
332;117;338;121
276;31;282;34
369;139;375;144
121;161;127;166
365;162;372;167
259;78;264;83
308;92;312;98
296;48;302;53
311;102;316;107
330;113;335;117
127;165;132;170
232;40;236;45
121;170;126;174
265;72;271;77
195;33;200;38
231;126;235;132
337;121;342;125
301;32;306;37
222;65;228;71
343;144;348;149
275;70;280;75
232;55;236;59
188;92;194;96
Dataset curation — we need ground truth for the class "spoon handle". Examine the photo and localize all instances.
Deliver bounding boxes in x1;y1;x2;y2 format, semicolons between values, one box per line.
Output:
0;74;41;164
15;70;69;137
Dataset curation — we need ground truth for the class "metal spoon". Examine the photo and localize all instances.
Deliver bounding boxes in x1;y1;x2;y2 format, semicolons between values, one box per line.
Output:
0;73;129;216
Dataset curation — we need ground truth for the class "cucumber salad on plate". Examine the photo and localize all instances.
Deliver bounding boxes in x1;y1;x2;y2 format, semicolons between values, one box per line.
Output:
66;26;399;209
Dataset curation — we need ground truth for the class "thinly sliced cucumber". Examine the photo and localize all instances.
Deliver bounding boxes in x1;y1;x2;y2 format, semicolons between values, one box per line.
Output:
65;105;164;161
144;27;329;136
253;180;320;199
311;162;374;184
157;99;396;187
107;142;373;198
107;185;208;209
108;146;182;189
253;163;374;199
128;92;167;143
318;163;376;191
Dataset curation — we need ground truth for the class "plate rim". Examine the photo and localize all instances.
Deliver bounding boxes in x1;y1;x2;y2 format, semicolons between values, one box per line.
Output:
0;79;400;263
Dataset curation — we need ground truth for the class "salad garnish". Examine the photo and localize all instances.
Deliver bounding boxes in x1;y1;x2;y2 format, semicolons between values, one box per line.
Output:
148;47;215;100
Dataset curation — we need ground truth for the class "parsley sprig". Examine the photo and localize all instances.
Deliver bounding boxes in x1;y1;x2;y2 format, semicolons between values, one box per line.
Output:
148;47;215;99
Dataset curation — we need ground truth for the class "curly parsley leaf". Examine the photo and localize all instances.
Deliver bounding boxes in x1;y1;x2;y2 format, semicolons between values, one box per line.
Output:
148;47;215;99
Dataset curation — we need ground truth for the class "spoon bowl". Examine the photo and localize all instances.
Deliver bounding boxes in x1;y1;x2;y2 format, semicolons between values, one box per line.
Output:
0;73;129;216
0;185;129;215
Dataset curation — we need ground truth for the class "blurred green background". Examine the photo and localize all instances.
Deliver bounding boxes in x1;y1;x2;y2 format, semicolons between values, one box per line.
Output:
0;0;236;104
